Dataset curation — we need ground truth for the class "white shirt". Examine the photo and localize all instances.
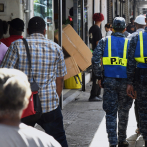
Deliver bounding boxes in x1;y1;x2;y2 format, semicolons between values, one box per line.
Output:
106;30;112;36
0;123;61;147
127;28;145;40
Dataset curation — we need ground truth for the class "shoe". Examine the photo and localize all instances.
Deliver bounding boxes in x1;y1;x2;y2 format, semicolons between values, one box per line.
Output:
98;95;103;100
118;140;129;147
110;145;116;147
135;128;140;134
89;96;102;101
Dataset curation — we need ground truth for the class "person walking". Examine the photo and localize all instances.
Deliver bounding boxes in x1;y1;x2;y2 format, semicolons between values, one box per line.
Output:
92;17;133;147
0;18;24;47
127;14;146;135
0;16;68;147
89;12;104;101
126;17;147;147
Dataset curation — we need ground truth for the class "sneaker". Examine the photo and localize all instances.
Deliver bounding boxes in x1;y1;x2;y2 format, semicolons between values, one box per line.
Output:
110;145;116;147
118;140;129;147
135;128;140;134
89;96;102;101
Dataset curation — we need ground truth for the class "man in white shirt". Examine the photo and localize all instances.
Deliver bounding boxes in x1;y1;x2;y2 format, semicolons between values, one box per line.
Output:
0;68;61;147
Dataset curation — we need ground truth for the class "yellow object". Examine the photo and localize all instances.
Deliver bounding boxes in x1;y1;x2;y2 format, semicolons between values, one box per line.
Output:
135;32;147;63
64;73;82;89
103;36;128;66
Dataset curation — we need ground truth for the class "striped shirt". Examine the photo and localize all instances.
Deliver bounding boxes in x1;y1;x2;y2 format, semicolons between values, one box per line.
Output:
0;33;67;113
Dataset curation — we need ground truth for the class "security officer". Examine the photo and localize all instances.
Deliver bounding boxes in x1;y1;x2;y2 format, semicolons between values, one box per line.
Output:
127;17;147;146
92;17;133;147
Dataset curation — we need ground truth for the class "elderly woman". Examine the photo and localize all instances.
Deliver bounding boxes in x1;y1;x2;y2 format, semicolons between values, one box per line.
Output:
0;68;61;147
0;19;8;64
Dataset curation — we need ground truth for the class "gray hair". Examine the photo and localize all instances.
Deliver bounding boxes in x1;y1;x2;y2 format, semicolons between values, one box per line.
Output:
0;68;31;117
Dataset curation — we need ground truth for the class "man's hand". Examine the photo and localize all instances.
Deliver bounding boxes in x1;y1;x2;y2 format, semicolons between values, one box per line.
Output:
127;84;135;99
98;79;103;88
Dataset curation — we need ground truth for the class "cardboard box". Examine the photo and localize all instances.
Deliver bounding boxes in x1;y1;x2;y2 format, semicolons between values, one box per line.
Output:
55;24;92;71
64;56;80;80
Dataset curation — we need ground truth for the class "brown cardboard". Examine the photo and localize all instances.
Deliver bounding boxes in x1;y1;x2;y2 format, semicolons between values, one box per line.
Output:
64;57;80;80
55;24;92;71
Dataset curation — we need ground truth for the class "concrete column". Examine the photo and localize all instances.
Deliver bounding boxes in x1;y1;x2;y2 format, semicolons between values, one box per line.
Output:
101;0;107;37
87;0;93;32
124;0;129;25
108;0;113;23
95;0;100;13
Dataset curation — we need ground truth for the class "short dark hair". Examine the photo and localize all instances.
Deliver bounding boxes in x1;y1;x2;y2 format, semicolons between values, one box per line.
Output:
0;19;8;38
105;23;111;28
28;16;46;35
114;28;125;32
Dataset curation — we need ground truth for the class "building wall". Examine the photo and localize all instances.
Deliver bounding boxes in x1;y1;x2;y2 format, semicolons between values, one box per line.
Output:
66;0;73;19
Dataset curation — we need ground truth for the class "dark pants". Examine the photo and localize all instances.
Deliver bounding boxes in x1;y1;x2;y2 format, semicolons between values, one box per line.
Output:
103;78;133;145
90;71;101;97
134;100;139;128
25;106;68;147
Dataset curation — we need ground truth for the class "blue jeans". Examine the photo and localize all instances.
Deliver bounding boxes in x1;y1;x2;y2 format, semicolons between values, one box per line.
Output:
26;106;68;147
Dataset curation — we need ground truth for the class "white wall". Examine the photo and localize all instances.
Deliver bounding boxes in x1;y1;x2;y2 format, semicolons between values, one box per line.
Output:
66;0;73;19
0;0;25;37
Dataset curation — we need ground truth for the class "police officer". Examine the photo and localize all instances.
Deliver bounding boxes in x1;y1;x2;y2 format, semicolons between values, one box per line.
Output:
127;17;147;146
92;17;133;147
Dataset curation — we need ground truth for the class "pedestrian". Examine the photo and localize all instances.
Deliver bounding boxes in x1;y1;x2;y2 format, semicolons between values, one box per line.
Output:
0;19;8;64
105;23;112;36
126;16;147;147
0;16;68;147
89;12;104;101
0;18;24;47
126;17;136;34
127;14;146;135
0;68;61;147
92;17;133;147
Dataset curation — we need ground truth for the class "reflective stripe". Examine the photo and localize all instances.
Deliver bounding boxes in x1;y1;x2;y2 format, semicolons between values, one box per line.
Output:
108;36;111;57
140;31;144;58
103;37;128;67
134;32;147;63
123;39;128;59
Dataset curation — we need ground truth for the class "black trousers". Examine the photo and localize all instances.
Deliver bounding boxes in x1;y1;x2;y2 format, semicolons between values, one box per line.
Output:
90;71;101;97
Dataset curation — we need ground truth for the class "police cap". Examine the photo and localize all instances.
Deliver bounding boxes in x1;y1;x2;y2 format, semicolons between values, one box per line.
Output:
112;17;126;29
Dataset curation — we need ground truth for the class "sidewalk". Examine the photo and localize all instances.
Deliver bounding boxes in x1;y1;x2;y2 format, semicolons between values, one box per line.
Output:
62;82;145;147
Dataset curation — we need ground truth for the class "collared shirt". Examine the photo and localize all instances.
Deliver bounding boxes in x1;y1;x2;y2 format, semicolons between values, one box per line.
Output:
0;33;67;113
127;28;145;40
0;35;23;47
92;32;126;78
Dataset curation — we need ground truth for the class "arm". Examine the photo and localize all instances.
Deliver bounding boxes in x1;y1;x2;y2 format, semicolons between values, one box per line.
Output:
127;35;138;98
56;77;64;97
0;42;18;68
127;36;138;85
92;38;106;79
56;45;67;98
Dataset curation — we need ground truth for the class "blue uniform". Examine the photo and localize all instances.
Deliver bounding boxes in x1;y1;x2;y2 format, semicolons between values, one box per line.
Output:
127;31;147;141
92;32;133;146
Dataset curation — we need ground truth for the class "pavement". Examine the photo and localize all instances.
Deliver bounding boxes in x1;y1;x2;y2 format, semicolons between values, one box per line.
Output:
36;81;145;147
